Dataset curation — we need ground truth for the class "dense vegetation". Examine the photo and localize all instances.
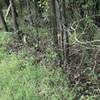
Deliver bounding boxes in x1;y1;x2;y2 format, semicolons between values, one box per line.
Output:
0;0;100;100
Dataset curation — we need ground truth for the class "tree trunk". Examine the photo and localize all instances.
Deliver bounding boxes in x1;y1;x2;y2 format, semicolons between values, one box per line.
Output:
50;0;58;48
10;0;19;32
5;0;18;17
62;0;69;68
10;0;23;41
49;0;62;66
94;0;100;27
0;10;8;31
26;0;34;26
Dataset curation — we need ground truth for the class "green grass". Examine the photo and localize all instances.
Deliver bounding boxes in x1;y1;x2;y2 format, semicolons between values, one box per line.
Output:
0;51;75;100
0;32;76;100
0;32;99;100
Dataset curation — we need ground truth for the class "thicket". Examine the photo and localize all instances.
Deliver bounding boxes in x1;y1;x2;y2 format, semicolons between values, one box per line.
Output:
0;0;100;100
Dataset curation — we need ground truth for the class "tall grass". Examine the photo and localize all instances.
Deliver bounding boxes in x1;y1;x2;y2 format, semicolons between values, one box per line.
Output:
0;32;75;100
0;32;98;100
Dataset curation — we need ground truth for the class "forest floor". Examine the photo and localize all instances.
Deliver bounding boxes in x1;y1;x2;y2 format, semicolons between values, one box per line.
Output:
0;31;100;100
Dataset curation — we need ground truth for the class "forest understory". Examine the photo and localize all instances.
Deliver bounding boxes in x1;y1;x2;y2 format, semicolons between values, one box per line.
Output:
0;0;100;100
0;30;100;100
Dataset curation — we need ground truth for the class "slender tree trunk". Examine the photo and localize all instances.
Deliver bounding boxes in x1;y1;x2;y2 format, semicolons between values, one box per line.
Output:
62;0;69;67
5;0;18;17
49;0;62;66
19;0;23;16
26;0;34;26
50;0;58;47
94;0;100;27
50;0;69;68
48;0;52;33
34;0;40;44
0;10;8;31
10;0;23;41
10;0;19;32
55;0;69;68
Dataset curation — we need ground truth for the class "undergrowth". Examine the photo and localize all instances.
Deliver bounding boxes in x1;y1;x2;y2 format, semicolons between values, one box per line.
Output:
0;32;75;100
0;32;99;100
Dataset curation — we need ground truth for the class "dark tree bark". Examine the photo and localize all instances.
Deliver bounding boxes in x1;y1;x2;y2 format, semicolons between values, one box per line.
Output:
26;0;34;26
5;0;10;7
49;0;61;66
49;0;69;68
10;0;23;41
94;0;100;27
10;0;19;32
62;0;69;67
56;0;69;68
50;0;58;47
0;10;8;31
18;0;23;16
5;0;18;17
